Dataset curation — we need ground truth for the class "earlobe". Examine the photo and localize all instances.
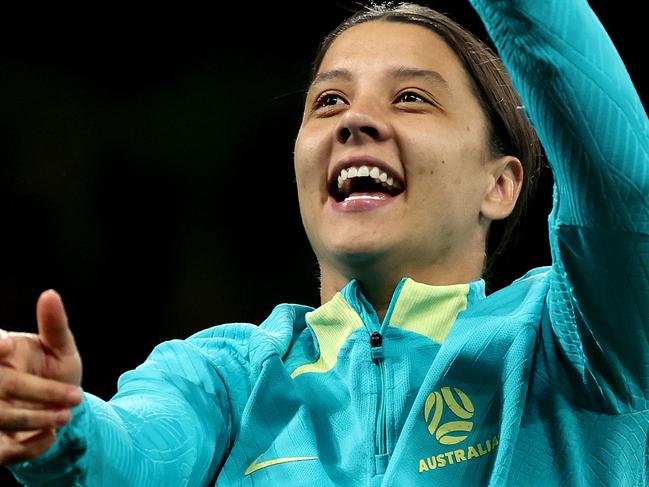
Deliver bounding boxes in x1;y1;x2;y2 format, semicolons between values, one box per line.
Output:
481;156;523;221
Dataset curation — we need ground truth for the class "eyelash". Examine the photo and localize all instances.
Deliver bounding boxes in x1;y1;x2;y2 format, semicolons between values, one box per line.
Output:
313;93;346;109
313;90;433;111
395;91;430;104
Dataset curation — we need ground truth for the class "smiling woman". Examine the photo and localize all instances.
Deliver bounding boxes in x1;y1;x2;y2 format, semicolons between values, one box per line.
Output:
305;7;543;276
1;1;648;486
294;16;535;317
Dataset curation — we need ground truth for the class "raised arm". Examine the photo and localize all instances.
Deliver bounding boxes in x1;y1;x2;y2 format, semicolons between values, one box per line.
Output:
469;0;649;411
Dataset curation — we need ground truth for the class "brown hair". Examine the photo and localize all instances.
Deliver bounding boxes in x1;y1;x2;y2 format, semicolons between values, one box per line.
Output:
308;2;543;272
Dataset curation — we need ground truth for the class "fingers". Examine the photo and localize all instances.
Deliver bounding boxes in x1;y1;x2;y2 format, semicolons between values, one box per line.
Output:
36;290;77;357
0;363;80;465
0;366;82;407
0;428;57;465
0;405;71;432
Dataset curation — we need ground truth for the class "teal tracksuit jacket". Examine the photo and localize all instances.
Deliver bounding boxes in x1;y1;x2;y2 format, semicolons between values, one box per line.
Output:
10;0;649;485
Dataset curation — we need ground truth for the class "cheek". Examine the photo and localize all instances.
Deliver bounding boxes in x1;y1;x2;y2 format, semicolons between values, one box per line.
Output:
294;130;325;226
406;139;486;214
294;127;326;188
405;140;452;195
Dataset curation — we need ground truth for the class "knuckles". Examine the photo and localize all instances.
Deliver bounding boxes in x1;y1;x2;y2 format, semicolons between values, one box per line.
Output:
0;369;17;393
0;408;29;431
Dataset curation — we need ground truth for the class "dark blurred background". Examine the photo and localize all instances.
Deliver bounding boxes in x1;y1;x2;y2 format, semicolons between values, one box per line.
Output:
1;1;644;484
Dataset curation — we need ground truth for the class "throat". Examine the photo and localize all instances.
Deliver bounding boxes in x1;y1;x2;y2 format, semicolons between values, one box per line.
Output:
319;264;402;323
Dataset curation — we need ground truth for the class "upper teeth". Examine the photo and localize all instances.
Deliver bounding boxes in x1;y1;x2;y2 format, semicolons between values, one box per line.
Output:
337;165;395;189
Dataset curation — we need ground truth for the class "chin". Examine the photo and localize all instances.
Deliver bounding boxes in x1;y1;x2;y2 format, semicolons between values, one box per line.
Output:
326;231;383;254
309;224;401;271
329;242;394;270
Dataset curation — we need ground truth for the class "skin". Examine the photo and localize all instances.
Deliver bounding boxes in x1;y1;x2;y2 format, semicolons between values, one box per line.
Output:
0;18;523;467
294;21;523;319
0;291;82;464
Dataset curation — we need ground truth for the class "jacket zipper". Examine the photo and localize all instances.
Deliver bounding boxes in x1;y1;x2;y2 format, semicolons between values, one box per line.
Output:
370;331;389;477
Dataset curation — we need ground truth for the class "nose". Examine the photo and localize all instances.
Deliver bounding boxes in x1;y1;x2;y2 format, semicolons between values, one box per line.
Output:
336;105;392;144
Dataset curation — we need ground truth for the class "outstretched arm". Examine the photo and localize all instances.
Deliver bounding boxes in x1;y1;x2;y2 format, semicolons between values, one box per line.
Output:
3;292;232;486
469;0;649;411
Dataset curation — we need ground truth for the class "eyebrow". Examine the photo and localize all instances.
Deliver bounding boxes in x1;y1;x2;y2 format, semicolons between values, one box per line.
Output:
309;66;450;93
391;67;450;92
310;68;353;88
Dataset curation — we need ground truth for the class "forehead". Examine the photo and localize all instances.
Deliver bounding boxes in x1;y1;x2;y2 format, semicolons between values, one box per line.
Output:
318;20;467;85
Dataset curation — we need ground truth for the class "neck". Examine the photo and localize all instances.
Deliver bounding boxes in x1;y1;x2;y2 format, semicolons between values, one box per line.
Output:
318;250;484;321
320;265;397;321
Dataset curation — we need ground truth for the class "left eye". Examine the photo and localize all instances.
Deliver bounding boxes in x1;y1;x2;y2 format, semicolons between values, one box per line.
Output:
314;93;347;109
395;91;427;104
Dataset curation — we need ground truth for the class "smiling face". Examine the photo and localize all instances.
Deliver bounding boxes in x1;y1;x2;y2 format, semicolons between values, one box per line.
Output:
294;20;519;303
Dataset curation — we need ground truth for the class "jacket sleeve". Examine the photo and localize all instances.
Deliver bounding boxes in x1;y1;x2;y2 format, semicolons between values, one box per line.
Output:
469;0;649;411
8;335;249;486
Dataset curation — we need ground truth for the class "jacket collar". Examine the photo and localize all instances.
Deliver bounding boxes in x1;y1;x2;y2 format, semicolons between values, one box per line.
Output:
307;277;485;344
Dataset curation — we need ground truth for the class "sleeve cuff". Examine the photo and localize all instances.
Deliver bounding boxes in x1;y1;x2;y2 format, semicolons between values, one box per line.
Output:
8;390;91;486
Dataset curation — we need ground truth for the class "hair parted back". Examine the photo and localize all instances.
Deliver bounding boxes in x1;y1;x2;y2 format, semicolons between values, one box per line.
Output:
308;2;543;273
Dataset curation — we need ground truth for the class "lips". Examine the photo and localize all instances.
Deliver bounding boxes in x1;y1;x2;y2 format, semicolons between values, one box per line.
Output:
330;191;396;212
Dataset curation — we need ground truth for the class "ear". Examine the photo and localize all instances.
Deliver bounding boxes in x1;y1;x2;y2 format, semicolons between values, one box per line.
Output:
480;156;524;221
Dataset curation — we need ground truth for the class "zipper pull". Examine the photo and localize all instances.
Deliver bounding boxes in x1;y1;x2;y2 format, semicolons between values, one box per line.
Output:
370;331;384;361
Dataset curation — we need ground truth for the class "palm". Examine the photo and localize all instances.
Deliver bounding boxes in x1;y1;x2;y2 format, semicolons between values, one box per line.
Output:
5;332;82;387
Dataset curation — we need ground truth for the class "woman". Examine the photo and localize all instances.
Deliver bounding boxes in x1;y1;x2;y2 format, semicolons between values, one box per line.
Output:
2;1;647;485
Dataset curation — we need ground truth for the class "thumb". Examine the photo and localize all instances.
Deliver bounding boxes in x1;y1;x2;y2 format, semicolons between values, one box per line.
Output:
36;289;77;357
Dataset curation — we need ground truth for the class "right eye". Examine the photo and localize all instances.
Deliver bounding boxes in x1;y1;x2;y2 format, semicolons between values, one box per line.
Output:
314;93;347;109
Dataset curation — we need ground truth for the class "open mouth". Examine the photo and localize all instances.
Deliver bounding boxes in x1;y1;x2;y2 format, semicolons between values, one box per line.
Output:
328;164;405;203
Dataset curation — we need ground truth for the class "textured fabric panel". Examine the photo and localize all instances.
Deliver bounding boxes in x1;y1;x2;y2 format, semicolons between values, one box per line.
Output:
469;0;649;411
10;332;251;486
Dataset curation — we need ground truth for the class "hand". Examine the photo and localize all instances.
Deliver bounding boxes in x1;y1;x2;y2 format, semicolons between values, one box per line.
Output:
0;290;83;465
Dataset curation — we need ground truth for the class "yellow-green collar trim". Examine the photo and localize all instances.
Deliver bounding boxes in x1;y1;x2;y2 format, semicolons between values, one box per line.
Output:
387;278;470;344
290;293;363;379
290;277;478;379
